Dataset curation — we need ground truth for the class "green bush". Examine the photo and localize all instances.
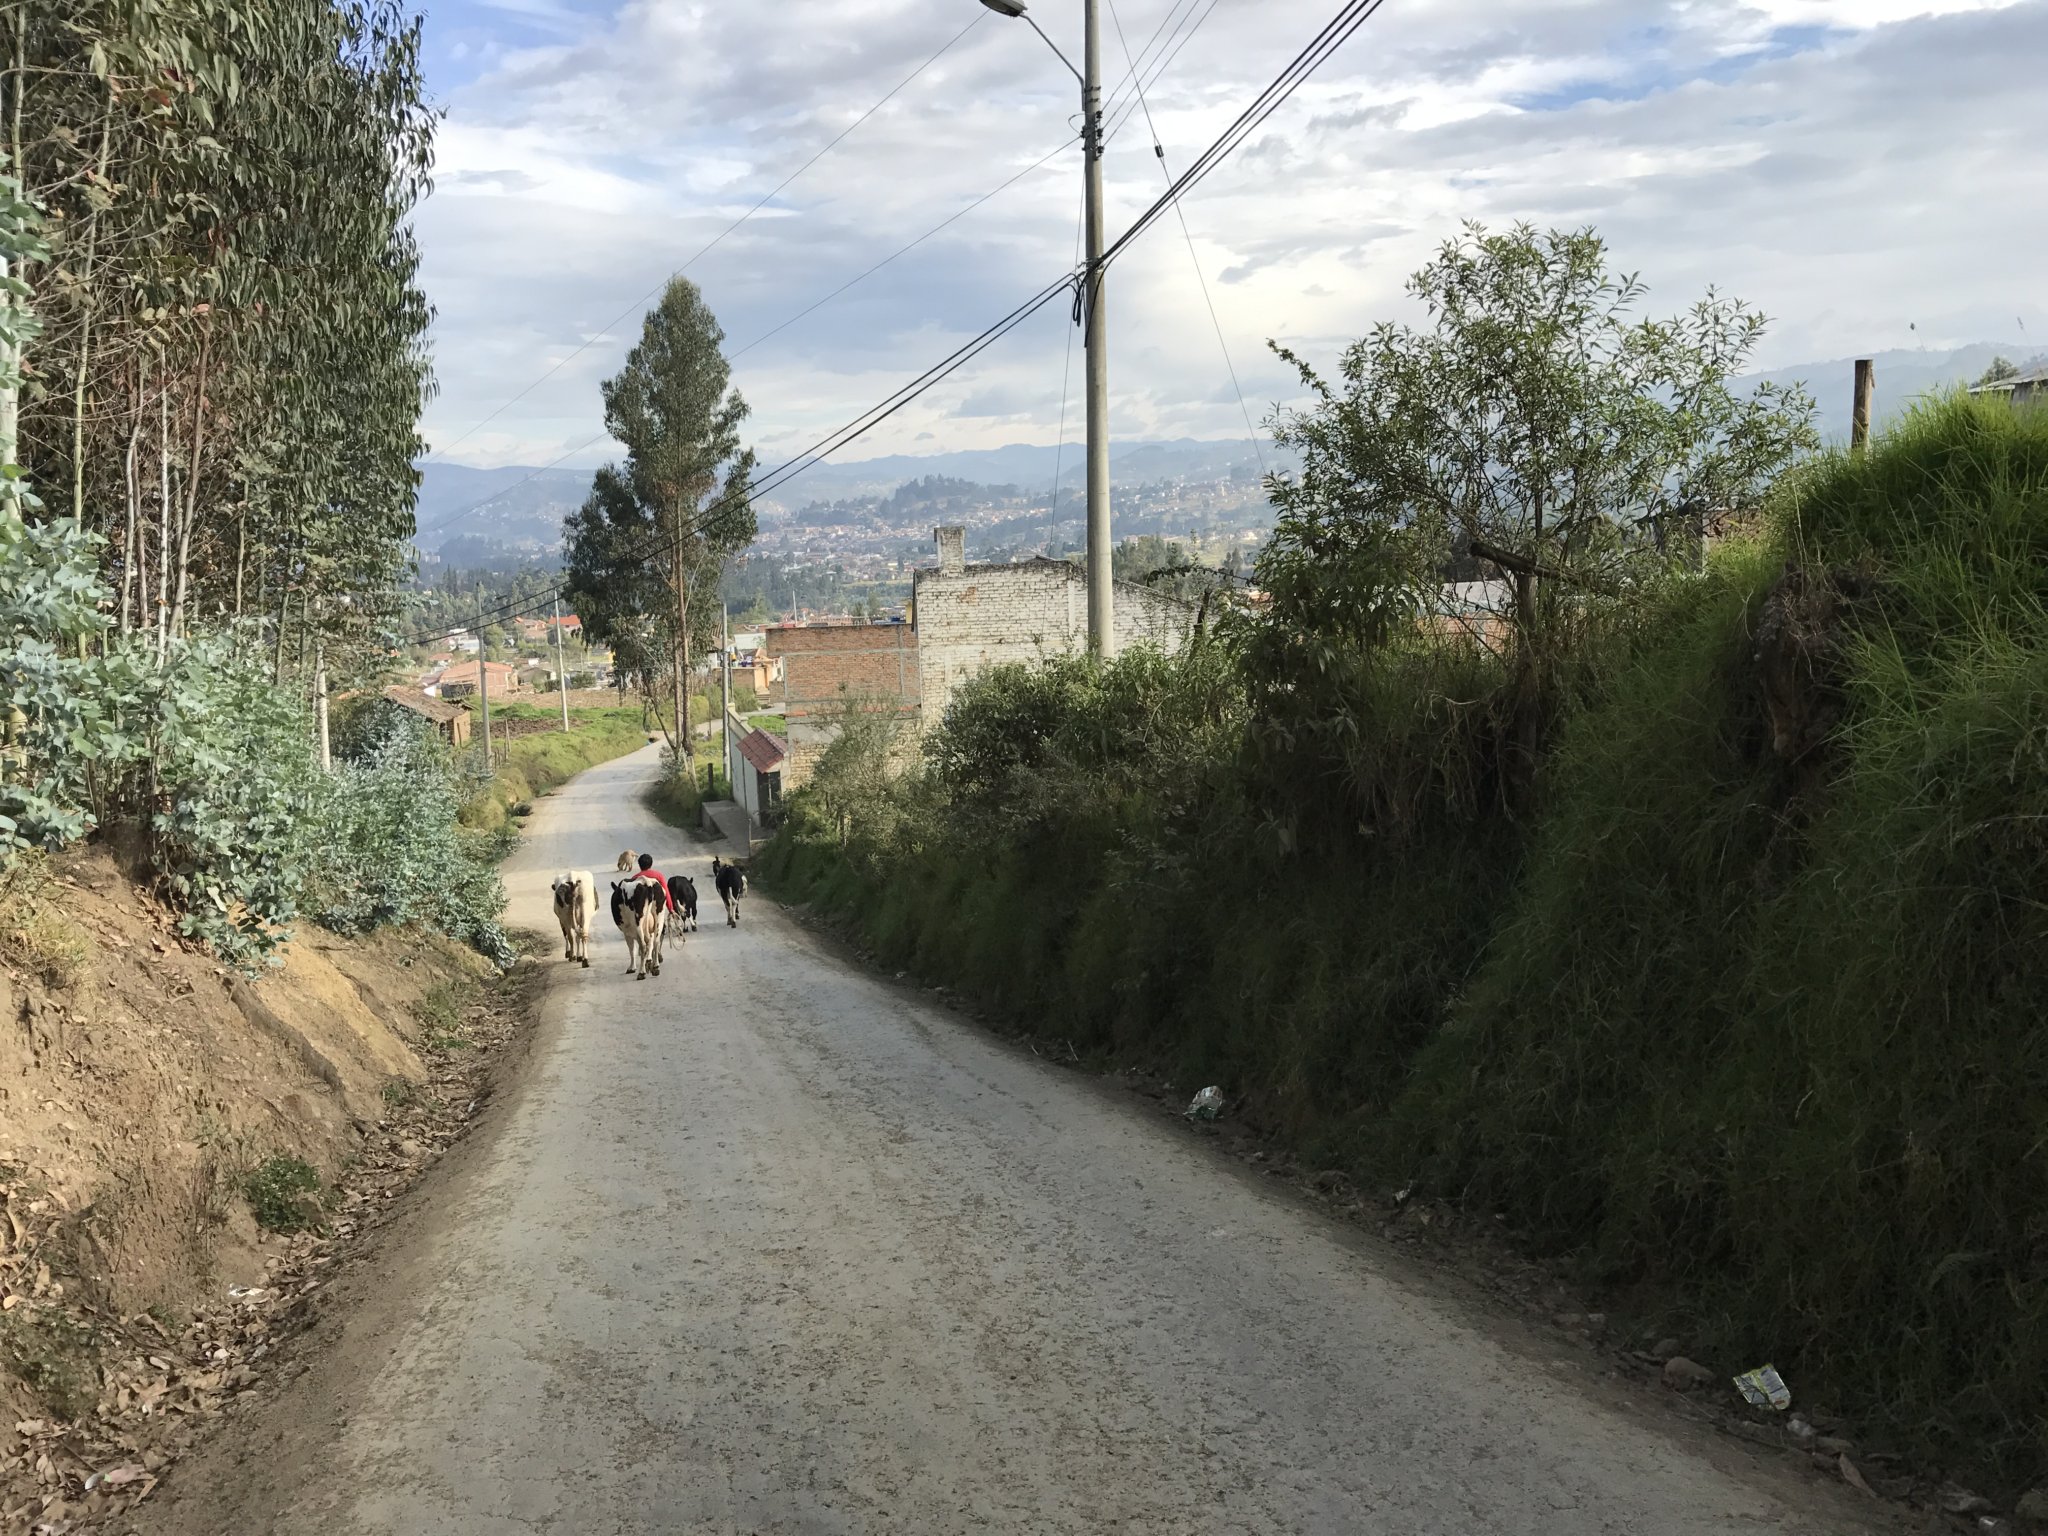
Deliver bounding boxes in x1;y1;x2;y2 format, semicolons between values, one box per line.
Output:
457;707;648;832
765;396;2048;1487
1405;396;2048;1479
242;1154;326;1233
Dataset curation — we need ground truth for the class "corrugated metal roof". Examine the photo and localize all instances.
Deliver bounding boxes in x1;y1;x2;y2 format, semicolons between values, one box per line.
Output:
737;728;788;774
382;686;467;724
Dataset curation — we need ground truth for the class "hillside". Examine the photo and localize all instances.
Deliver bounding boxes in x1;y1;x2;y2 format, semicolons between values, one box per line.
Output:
0;851;524;1527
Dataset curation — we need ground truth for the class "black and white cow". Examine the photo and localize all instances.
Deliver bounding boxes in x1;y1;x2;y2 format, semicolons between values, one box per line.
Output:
712;856;747;928
668;875;699;933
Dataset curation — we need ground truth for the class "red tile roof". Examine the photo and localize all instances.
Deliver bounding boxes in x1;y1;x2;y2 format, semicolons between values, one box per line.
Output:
737;728;788;774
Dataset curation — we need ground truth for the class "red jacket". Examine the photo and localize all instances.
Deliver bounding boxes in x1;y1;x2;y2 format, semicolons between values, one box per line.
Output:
636;870;675;911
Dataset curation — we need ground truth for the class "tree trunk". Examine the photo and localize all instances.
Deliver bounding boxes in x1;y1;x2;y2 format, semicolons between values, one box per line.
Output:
169;330;212;641
69;100;114;528
1510;489;1546;798
672;510;691;772
120;377;142;635
156;388;171;658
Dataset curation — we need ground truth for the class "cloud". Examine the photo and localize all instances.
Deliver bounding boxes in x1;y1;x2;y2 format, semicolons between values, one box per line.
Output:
415;0;2045;475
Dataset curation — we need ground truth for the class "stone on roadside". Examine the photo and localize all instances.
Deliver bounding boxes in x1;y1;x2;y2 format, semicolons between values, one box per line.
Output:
2017;1488;2048;1523
1652;1336;1682;1360
1661;1356;1716;1391
1938;1486;1994;1517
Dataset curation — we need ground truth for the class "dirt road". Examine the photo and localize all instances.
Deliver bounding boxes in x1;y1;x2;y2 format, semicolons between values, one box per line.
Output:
134;747;1886;1535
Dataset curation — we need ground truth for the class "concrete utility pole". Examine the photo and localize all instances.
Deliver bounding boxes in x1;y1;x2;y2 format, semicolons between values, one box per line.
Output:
1081;0;1112;658
477;646;492;767
1851;358;1875;452
982;0;1114;657
552;593;571;734
720;600;732;797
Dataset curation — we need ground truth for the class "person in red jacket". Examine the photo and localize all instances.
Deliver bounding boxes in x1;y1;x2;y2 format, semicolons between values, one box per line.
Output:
634;853;675;912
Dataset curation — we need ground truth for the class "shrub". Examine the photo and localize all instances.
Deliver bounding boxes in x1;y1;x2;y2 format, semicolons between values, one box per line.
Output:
242;1154;325;1233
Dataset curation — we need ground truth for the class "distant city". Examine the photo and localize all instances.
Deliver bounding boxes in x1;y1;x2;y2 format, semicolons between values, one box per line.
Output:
411;343;2044;615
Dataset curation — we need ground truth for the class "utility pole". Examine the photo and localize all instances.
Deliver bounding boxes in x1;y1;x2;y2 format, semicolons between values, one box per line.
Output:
983;0;1113;656
477;646;492;768
720;599;732;800
1081;0;1113;658
552;592;571;734
1851;358;1875;452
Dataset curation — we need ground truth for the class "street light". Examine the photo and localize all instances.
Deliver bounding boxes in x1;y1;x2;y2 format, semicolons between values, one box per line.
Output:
982;0;1113;658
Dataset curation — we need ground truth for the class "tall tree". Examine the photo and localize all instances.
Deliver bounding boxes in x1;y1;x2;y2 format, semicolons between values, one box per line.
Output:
1263;222;1819;780
565;278;755;767
9;0;433;680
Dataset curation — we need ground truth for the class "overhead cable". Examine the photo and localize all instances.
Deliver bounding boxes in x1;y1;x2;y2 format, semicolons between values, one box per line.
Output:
428;11;990;464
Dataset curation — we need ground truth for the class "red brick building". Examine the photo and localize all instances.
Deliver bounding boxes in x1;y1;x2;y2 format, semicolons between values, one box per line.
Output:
763;622;920;787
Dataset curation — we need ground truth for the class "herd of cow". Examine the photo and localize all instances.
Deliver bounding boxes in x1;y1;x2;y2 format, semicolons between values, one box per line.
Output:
548;852;750;981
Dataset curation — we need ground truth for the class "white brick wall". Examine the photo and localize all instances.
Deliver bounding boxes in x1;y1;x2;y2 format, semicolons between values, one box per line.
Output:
911;557;1194;724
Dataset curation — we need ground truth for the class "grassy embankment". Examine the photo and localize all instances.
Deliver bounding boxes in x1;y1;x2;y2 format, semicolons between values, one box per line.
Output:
761;397;2048;1491
457;704;652;832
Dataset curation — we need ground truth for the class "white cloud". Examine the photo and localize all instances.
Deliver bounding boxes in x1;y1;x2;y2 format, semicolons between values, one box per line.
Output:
416;0;2048;474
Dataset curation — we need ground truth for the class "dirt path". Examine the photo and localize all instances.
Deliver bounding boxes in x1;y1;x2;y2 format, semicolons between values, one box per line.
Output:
129;747;1895;1535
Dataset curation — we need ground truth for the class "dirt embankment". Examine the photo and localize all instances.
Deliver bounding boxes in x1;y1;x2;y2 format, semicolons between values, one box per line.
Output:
0;848;521;1531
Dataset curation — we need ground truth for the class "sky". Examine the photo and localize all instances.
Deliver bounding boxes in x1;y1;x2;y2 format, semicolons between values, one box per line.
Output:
414;0;2048;473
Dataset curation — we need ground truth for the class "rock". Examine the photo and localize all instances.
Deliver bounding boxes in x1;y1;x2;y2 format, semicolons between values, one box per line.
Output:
1652;1336;1682;1360
1814;1435;1855;1456
1939;1486;1995;1517
1661;1356;1716;1391
2017;1489;2048;1523
1584;1312;1607;1331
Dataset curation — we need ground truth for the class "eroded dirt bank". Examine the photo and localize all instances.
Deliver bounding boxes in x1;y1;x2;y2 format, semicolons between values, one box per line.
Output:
0;848;533;1532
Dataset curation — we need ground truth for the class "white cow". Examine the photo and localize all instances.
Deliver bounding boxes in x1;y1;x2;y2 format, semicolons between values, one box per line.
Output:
551;871;595;968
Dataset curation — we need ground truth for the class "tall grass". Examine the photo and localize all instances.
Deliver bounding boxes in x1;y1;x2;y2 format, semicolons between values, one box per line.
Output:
764;395;2048;1489
458;707;650;832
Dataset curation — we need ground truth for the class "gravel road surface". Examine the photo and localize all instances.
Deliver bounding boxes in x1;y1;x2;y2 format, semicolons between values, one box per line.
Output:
133;746;1887;1535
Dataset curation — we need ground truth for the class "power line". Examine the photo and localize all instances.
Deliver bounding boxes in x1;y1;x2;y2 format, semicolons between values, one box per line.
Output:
1103;0;1392;270
427;11;989;464
1043;183;1087;557
1100;0;1203;127
416;0;1391;644
1105;0;1226;147
404;273;1081;645
1104;0;1266;475
729;134;1078;364
415;135;1082;546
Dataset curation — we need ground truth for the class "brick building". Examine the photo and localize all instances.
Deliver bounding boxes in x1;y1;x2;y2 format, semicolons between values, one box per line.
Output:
761;528;1197;790
911;527;1195;725
764;621;921;787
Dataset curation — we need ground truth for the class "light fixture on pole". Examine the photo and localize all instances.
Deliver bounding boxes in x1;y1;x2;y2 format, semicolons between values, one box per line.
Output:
981;0;1113;657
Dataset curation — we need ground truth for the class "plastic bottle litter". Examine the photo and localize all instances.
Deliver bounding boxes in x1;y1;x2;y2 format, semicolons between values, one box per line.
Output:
1185;1086;1224;1121
1733;1363;1791;1410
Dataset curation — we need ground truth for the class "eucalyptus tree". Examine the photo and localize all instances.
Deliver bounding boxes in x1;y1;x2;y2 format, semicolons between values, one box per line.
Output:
565;279;756;767
7;0;434;677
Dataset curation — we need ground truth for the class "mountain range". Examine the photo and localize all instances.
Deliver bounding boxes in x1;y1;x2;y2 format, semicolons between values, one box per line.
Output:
412;343;2038;559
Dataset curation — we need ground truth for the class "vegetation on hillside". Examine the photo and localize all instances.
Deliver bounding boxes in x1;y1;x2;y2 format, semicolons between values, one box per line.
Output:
13;0;433;676
762;223;2048;1487
0;2;528;968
